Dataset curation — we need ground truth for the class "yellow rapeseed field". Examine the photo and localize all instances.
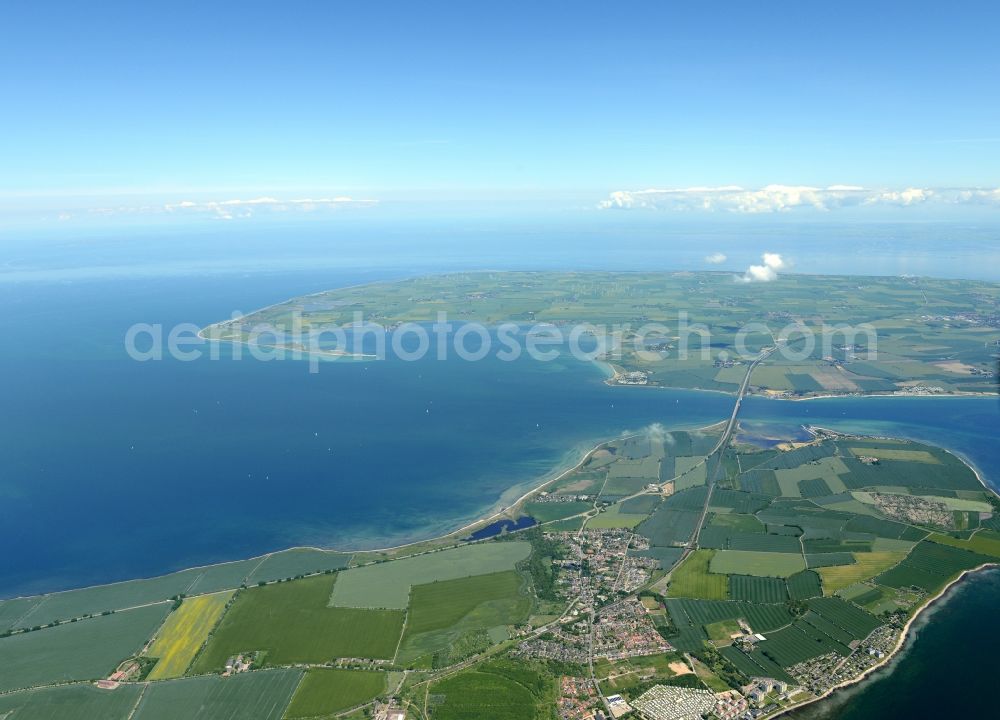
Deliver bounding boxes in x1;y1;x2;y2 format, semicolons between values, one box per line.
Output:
146;590;233;679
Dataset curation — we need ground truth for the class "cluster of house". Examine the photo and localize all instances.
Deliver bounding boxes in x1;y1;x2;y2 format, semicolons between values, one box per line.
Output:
554;529;641;606
593;599;671;661
515;632;590;665
920;312;1000;328
614;371;650;386
534;490;595;503
712;689;749;720
557;676;599;720
223;653;252;676
788;624;898;696
95;659;141;690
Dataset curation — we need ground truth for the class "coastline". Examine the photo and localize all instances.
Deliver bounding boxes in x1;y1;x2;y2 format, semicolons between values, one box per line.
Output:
779;389;998;402
0;413;710;605
3;396;995;604
771;561;1000;720
196;326;378;361
0;433;612;604
805;424;999;495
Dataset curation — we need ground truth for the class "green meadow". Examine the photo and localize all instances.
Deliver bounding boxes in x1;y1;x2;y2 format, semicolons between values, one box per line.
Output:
429;660;555;720
192;575;404;671
133;670;302;720
398;570;531;664
329;541;531;609
284;669;386;718
0;603;171;693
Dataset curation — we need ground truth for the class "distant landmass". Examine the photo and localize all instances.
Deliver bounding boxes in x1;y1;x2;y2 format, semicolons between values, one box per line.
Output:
206;271;1000;397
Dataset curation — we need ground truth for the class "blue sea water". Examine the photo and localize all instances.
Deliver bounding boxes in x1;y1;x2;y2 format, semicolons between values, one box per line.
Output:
0;271;739;596
0;269;997;597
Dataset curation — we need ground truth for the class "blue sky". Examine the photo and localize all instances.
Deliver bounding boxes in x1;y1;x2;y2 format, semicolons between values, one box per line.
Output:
3;1;1000;228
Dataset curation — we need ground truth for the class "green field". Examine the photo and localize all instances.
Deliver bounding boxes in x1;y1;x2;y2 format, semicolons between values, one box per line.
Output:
0;597;44;634
587;504;649;529
620;494;663;514
329;542;531;609
785;570;824;600
524;501;592;523
708;489;771;515
284;669;386;718
429;660;554;720
607;455;660;480
398;570;531;663
877;540;993;593
728;575;788;603
728;533;802;553
663;598;796;654
602;475;653;496
705;618;742;641
719;646;792;684
638;505;701;546
756;623;849;667
807;597;881;638
836;443;982;492
673;456;708;491
133;669;302;720
192;574;404;671
6;559;259;631
847;446;940;463
0;683;145;720
709;513;765;533
245;548;351;585
668;550;729;599
929;531;1000;558
549;470;606;496
709;551;806;578
0;603;171;693
806;552;858;568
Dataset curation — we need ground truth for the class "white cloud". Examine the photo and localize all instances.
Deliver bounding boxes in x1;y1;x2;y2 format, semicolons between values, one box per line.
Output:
740;252;786;283
76;195;378;222
164;196;377;219
599;185;1000;213
865;188;932;206
705;252;727;264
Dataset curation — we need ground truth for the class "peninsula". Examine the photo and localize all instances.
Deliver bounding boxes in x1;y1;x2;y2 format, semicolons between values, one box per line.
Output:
203;271;1000;398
